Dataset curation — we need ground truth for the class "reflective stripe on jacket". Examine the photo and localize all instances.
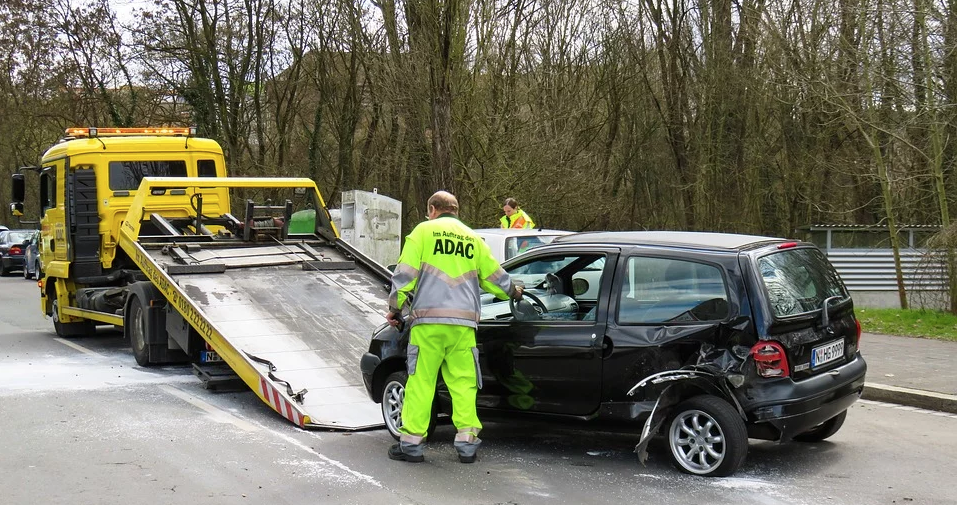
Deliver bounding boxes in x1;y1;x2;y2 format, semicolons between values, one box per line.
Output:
390;215;516;328
500;209;535;229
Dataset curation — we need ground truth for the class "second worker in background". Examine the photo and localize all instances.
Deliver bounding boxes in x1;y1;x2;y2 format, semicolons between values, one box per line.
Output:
386;190;523;464
500;197;535;229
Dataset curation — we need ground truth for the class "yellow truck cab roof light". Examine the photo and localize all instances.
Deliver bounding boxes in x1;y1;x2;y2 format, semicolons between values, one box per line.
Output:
65;127;197;138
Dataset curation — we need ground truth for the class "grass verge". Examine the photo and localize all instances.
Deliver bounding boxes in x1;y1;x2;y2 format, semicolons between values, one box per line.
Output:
855;308;957;342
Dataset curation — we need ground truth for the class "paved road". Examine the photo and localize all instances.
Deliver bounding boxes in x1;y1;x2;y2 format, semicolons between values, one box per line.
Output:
1;275;956;505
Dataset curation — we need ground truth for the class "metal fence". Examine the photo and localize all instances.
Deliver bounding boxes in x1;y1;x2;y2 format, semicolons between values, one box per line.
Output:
826;249;948;291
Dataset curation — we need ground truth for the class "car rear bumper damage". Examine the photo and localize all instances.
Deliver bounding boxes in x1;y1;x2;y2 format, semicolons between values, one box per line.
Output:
742;353;867;441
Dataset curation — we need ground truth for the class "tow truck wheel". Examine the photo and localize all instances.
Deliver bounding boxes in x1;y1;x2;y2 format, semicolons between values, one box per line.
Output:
666;395;748;477
381;371;438;441
127;294;152;367
793;410;847;442
52;299;95;338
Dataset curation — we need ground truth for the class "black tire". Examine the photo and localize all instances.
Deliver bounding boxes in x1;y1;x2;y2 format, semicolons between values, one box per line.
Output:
34;260;41;280
52;298;95;338
0;265;8;277
23;264;30;279
127;294;151;367
381;371;438;441
793;410;847;443
666;395;748;477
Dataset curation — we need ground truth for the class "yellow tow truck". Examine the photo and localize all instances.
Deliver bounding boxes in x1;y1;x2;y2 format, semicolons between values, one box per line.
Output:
9;127;391;429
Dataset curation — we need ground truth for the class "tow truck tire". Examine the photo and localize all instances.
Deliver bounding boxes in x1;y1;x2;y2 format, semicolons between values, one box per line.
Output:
793;410;847;442
381;371;438;441
125;282;169;367
52;299;95;338
666;395;748;477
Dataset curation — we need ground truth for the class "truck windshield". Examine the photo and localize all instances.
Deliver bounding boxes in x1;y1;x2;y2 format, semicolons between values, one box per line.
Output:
109;160;188;190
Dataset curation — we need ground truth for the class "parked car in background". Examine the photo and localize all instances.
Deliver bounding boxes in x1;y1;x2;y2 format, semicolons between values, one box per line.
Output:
22;230;41;280
0;229;35;276
361;231;866;477
474;228;574;263
0;225;8;231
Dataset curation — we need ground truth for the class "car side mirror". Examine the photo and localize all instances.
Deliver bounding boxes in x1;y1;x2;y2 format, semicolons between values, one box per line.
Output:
11;173;25;203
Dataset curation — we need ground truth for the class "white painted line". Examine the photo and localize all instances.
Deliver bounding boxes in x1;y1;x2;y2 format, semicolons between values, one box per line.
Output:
158;385;260;432
53;337;103;357
269;429;382;488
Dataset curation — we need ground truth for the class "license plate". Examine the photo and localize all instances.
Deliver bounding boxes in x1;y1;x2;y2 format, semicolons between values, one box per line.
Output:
811;339;844;368
201;351;223;363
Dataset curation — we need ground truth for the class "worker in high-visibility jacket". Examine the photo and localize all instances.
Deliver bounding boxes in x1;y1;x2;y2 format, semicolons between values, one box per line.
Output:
386;190;523;464
500;197;535;229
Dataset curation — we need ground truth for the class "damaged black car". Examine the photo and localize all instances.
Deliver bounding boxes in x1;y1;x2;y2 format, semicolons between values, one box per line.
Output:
360;231;866;477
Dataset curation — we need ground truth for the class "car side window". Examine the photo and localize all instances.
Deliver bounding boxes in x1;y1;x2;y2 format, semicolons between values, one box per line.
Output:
618;256;729;324
498;253;606;322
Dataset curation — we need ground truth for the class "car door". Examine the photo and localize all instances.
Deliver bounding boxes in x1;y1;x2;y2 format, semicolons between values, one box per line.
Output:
476;247;618;416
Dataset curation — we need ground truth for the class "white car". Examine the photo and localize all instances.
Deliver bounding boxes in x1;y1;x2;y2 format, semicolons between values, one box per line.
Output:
473;228;574;263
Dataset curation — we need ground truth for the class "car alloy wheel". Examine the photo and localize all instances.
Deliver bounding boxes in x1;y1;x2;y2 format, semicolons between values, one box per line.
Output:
670;409;726;474
381;372;407;440
667;395;747;477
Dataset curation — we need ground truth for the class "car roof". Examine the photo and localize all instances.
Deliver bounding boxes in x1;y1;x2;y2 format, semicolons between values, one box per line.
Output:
473;228;574;237
552;231;790;251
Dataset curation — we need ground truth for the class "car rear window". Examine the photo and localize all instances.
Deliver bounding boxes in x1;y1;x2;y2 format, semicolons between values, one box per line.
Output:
757;247;849;318
4;230;34;243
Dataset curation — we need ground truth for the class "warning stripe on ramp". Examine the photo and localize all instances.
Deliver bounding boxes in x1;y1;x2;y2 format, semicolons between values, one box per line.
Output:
260;377;305;427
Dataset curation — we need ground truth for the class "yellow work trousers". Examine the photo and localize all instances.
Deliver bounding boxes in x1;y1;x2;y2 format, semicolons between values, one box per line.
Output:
400;323;482;438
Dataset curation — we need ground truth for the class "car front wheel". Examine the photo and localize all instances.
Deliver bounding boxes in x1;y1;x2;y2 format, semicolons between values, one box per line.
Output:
381;371;437;441
667;395;748;477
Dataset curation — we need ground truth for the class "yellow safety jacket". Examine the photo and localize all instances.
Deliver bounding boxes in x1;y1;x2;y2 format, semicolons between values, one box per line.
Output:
390;214;518;328
500;209;535;229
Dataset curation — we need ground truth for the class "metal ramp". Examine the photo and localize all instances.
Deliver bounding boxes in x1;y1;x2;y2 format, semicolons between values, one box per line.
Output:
138;240;390;430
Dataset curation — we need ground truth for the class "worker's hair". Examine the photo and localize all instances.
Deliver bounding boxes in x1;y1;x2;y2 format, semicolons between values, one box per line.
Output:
503;197;518;209
429;191;459;214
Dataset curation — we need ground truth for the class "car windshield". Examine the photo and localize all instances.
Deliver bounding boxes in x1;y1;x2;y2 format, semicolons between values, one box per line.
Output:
504;234;564;261
758;247;849;318
4;230;34;244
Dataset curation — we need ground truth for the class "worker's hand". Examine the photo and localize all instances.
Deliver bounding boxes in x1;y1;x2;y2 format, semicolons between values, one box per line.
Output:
512;285;524;300
385;311;400;327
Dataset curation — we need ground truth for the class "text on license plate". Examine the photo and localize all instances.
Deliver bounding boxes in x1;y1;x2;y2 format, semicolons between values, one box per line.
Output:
202;351;223;363
811;339;844;368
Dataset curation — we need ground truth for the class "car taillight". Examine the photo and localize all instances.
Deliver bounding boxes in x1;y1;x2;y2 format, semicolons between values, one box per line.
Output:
9;246;21;255
750;341;790;378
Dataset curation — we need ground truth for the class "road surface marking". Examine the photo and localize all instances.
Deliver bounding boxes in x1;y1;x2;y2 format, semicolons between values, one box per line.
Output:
53;337;102;357
159;385;260;432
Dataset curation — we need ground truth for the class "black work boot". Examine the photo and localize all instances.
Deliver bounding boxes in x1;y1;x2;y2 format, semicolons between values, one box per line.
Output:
388;443;425;463
454;433;481;464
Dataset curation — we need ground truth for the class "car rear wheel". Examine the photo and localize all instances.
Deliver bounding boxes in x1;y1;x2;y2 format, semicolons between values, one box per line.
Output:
667;395;748;477
793;410;847;442
381;371;437;441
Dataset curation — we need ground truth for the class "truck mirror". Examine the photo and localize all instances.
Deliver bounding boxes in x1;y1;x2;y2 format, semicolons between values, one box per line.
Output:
10;202;23;217
11;173;25;204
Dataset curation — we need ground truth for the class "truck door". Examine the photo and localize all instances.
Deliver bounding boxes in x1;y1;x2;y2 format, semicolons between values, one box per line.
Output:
476;248;618;416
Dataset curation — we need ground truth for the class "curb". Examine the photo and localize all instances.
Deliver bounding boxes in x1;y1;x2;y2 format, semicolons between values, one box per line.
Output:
863;383;957;415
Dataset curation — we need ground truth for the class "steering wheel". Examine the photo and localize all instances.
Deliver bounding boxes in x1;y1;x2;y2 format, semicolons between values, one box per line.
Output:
510;291;548;321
